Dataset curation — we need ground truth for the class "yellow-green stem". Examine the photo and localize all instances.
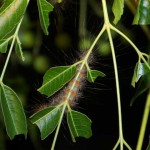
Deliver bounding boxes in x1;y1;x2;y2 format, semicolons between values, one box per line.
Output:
110;25;150;70
102;0;132;149
102;0;124;149
136;89;150;150
0;18;23;81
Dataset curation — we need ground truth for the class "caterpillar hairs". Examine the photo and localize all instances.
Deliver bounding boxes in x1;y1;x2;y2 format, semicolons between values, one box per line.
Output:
34;50;94;112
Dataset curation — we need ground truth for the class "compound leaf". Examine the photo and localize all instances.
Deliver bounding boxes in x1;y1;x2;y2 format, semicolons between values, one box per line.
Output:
0;84;27;139
38;65;76;97
30;106;61;140
67;110;92;142
37;0;54;35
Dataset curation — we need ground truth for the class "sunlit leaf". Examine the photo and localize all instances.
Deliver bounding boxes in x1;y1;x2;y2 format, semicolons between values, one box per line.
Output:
112;0;124;24
87;69;105;83
0;84;27;139
0;0;29;39
15;37;25;61
0;39;9;53
67;110;92;142
133;0;150;24
30;106;61;140
37;0;54;35
130;72;150;106
38;65;76;97
131;62;150;87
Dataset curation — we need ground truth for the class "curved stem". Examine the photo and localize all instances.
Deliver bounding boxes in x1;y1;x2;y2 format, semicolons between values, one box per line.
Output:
0;18;23;81
110;24;150;70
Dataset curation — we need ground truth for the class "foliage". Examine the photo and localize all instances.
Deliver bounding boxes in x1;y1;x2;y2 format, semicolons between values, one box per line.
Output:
0;0;150;150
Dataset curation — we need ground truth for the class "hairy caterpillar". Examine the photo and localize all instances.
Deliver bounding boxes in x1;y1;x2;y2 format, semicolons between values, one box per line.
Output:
33;50;93;113
51;64;86;108
50;51;93;109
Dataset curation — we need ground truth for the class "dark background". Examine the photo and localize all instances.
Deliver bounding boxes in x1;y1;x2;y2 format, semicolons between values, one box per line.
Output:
0;0;150;150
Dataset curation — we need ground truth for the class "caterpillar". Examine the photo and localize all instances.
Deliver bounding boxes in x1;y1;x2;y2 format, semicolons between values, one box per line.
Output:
50;51;93;109
51;64;86;108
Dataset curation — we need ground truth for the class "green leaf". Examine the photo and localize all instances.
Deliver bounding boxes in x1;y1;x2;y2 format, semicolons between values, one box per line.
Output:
0;0;29;39
15;37;25;61
30;106;61;140
37;0;54;35
130;72;150;106
0;84;27;139
133;0;150;24
131;62;150;87
0;39;9;53
67;110;92;142
87;69;105;83
112;0;124;24
38;65;76;97
0;0;14;14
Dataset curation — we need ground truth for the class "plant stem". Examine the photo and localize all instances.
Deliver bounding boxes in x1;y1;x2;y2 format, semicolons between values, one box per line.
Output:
136;89;150;150
51;102;67;150
84;24;105;62
107;27;123;150
110;25;150;70
51;1;106;148
102;0;123;146
0;18;23;81
102;0;132;149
